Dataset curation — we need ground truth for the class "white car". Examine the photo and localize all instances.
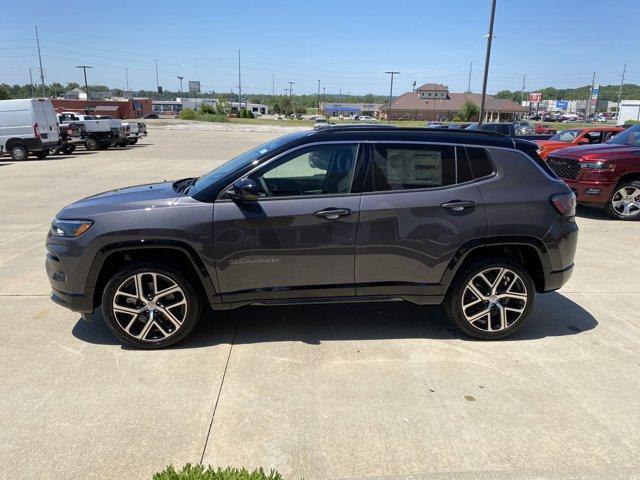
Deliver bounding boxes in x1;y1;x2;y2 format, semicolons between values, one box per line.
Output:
0;98;60;160
358;115;376;122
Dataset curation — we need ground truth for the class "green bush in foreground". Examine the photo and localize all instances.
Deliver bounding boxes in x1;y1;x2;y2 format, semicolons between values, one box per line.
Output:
153;464;285;480
178;108;228;123
180;108;197;120
624;119;640;125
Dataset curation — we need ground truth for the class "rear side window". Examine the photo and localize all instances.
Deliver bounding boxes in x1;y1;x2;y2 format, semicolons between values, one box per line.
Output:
464;147;495;179
369;144;456;191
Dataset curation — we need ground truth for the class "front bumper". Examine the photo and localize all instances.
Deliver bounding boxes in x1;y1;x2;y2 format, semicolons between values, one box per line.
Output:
561;178;616;205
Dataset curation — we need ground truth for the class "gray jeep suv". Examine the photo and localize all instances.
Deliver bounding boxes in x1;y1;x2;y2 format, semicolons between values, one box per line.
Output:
46;127;578;348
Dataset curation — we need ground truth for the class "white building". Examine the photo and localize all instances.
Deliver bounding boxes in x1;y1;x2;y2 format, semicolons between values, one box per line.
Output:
617;100;640;125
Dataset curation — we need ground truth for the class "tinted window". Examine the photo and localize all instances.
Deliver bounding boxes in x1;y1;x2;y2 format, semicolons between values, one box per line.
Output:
465;147;495;179
249;143;358;197
370;144;456;191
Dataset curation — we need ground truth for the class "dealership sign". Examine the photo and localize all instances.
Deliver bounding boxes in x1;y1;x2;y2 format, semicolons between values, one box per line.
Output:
529;92;543;103
188;81;201;93
556;100;568;109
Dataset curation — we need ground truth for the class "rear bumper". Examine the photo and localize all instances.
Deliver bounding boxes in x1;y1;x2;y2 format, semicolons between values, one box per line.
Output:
540;217;578;292
543;263;574;292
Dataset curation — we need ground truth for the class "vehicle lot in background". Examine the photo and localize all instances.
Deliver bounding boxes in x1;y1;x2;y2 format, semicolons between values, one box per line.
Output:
1;123;639;480
536;126;624;159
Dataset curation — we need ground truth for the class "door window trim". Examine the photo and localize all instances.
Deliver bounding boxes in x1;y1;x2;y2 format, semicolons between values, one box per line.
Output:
216;141;363;202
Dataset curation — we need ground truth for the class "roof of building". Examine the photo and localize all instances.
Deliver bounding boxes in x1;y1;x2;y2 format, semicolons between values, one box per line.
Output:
381;91;528;113
417;83;448;91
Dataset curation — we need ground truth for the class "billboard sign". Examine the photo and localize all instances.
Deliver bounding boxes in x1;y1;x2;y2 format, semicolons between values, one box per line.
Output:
188;81;201;93
529;92;543;103
556;100;568;109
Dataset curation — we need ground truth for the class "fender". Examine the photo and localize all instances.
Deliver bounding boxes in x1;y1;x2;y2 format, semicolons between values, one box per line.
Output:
85;239;221;307
437;235;550;294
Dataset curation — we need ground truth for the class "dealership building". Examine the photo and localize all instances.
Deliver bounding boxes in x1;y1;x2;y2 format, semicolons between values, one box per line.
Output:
320;102;382;117
379;83;527;122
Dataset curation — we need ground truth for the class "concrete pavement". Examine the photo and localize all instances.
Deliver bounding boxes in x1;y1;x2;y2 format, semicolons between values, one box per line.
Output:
0;124;638;479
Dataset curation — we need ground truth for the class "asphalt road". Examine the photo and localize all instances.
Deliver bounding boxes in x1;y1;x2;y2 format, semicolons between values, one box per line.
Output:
1;124;639;480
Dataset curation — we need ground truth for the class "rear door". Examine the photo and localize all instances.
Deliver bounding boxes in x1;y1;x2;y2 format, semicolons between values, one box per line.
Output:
355;143;487;298
213;142;363;302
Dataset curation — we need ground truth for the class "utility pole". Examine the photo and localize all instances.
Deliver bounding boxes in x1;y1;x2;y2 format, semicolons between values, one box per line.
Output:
35;26;45;96
467;62;473;93
385;71;400;124
272;73;275;97
29;68;34;96
238;50;242;111
177;75;183;93
125;68;129;92
75;65;93;100
339;88;342;102
288;81;295;114
155;59;160;98
478;0;496;126
317;79;321;113
616;64;626;120
520;74;526;105
283;88;290;114
585;71;595;119
412;80;416;93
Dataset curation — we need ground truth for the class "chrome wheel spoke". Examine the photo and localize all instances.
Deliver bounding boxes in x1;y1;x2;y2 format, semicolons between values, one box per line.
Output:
112;271;188;342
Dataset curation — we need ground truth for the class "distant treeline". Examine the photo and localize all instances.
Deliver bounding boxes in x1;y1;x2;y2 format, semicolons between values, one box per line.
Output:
494;84;640;102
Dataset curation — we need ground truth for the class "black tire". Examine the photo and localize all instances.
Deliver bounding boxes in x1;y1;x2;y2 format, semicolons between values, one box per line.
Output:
130;138;138;145
118;141;128;147
34;149;50;159
605;180;640;220
443;258;535;340
101;263;202;349
62;145;76;155
85;137;99;151
10;144;28;161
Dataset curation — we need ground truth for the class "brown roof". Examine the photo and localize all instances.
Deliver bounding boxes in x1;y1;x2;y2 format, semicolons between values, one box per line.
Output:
381;92;527;113
417;83;448;91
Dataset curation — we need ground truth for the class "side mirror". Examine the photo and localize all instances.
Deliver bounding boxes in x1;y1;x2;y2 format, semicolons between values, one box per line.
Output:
228;178;261;202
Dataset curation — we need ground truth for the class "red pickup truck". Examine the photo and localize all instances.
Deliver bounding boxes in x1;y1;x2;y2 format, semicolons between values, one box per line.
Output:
545;124;640;220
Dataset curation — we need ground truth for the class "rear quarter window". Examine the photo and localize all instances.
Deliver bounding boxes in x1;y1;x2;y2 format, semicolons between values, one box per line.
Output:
463;147;495;179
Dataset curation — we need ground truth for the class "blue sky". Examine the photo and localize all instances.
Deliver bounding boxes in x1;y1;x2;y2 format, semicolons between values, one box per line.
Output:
1;0;638;95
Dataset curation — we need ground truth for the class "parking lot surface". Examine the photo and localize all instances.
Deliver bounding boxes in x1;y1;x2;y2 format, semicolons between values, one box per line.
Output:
1;124;639;480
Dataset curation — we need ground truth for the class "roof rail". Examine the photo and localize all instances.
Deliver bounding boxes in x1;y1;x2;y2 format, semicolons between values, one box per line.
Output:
317;125;509;138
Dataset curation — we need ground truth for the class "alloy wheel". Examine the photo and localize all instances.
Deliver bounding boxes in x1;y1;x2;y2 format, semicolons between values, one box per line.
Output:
112;272;188;342
610;186;640;217
461;267;528;332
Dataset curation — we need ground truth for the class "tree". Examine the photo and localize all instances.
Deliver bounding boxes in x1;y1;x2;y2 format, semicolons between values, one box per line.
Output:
459;100;479;121
0;84;11;100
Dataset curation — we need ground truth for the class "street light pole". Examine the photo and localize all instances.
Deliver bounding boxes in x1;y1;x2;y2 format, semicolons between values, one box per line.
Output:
385;71;400;124
317;79;321;114
125;68;129;92
616;64;626;120
177;76;183;93
288;81;295;114
478;0;497;126
75;65;93;101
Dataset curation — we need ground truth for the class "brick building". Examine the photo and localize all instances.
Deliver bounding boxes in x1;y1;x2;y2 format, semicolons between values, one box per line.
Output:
50;98;153;119
379;83;527;122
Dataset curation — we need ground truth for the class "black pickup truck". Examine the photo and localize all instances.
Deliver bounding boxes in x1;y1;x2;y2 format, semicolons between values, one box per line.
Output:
466;122;553;140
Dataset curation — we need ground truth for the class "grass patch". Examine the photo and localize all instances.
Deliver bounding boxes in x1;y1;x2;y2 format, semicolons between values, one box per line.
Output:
153;464;286;480
180;109;228;123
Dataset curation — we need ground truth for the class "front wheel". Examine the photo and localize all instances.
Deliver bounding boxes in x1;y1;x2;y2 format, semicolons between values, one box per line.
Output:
85;137;99;151
443;258;535;339
605;180;640;220
101;263;202;349
34;149;50;159
10;144;28;161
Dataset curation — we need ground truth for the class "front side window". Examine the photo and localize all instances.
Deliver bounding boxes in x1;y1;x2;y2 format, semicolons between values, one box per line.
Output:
370;144;456;191
550;129;580;142
248;143;358;198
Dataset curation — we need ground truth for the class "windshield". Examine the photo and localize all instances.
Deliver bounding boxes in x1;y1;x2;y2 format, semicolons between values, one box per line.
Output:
188;131;309;196
606;124;640;146
550;130;580;142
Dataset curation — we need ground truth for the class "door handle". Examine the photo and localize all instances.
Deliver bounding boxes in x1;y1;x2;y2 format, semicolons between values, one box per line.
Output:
441;200;476;211
315;208;351;220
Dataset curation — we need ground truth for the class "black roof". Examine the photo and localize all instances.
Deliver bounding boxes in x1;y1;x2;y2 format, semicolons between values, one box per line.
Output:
305;125;516;148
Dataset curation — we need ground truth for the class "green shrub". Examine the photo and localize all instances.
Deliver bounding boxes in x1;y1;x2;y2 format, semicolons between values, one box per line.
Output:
180;108;197;120
200;103;215;114
153;464;285;480
624;119;640;125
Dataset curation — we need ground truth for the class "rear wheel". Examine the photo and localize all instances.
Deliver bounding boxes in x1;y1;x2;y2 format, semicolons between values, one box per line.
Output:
443;258;535;339
605;180;640;220
85;137;99;151
62;145;76;155
9;144;28;161
129;138;138;145
101;263;202;349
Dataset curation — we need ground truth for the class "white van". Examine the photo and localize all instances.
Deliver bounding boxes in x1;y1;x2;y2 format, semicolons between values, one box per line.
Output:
0;98;60;160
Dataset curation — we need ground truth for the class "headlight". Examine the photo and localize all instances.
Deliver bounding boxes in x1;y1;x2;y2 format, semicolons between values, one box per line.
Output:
581;161;615;171
50;219;93;237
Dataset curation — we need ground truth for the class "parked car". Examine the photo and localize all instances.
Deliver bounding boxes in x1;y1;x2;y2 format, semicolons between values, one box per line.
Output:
143;113;159;119
313;118;330;130
535;126;624;159
357;115;376;122
58;112;124;150
0;98;60;160
535;124;557;135
53;121;86;155
137;122;147;138
121;122;141;146
47;126;577;348
545;123;640;219
466;122;553;140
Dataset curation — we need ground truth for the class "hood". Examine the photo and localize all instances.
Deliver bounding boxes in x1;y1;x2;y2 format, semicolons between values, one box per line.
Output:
550;143;640;161
536;140;573;149
57;181;179;218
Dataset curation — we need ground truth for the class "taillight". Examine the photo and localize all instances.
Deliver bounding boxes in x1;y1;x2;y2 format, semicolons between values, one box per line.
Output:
34;123;41;139
550;192;576;216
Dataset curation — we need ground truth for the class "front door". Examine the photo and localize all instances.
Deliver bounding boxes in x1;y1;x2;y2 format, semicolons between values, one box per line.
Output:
214;142;362;302
355;143;487;299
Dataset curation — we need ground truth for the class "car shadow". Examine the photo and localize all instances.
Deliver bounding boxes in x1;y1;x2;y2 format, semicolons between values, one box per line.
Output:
72;291;597;350
576;205;611;220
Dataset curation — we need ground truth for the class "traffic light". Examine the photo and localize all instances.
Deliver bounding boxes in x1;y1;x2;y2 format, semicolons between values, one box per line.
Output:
158;86;163;94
